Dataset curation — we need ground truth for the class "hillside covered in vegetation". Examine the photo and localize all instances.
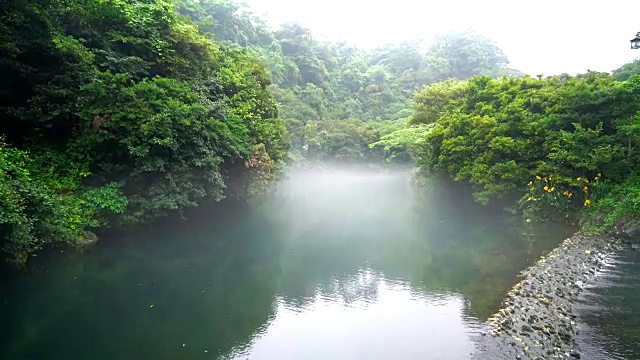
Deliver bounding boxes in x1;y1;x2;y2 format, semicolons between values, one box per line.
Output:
2;0;640;266
176;0;525;164
0;0;522;265
0;0;291;265
376;68;640;230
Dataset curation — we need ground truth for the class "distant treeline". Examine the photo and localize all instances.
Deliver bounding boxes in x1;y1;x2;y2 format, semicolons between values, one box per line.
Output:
177;0;525;163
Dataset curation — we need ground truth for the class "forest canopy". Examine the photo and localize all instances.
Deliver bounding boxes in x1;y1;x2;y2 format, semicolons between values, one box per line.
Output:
0;0;287;265
176;0;523;164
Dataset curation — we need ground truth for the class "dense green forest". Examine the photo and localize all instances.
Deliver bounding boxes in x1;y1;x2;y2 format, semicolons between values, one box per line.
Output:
378;58;640;231
177;0;523;162
376;67;640;229
1;0;640;266
0;0;524;265
0;0;291;265
178;0;521;121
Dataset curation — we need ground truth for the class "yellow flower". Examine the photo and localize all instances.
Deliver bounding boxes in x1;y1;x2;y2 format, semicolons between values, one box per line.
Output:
597;173;602;177
568;193;574;198
527;196;534;201
548;177;552;181
583;186;588;193
577;177;582;181
544;178;549;182
530;187;534;191
584;199;591;206
549;187;555;192
536;175;541;180
525;218;531;223
527;181;533;186
543;186;549;191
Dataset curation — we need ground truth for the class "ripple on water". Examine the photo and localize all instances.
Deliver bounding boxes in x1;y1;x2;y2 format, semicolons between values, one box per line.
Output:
575;248;640;360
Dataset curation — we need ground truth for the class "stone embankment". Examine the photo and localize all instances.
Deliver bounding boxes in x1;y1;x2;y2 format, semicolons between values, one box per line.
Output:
475;232;620;359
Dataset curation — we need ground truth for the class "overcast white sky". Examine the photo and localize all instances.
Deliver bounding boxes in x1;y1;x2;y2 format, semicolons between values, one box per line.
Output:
243;0;639;76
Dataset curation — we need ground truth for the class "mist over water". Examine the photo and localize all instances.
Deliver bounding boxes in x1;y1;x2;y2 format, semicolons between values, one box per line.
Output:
0;166;571;360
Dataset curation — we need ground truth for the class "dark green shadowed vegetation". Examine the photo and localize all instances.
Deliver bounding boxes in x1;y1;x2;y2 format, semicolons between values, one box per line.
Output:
0;0;287;265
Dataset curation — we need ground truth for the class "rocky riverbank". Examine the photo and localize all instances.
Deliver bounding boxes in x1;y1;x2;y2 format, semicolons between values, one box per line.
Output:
475;232;620;359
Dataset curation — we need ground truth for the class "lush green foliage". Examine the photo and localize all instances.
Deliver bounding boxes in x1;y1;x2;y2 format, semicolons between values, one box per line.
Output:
8;0;630;265
0;143;127;265
285;119;403;163
583;175;640;231
369;125;435;163
519;174;606;222
403;71;640;225
178;0;521;123
612;59;640;81
1;0;520;265
0;0;287;264
178;0;524;165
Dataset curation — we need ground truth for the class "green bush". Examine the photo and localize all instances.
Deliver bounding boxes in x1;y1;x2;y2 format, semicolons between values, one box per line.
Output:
407;73;640;227
583;176;640;231
0;144;127;266
0;0;289;264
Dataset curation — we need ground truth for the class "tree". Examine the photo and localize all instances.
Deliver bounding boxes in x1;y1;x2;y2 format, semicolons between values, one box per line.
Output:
0;0;288;264
612;59;640;81
426;31;509;79
409;73;640;222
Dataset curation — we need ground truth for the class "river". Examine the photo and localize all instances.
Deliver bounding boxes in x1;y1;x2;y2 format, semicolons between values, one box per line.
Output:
575;247;640;359
0;168;574;359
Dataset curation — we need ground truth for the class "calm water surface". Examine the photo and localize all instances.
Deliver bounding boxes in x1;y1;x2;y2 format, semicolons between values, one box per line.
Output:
0;168;571;360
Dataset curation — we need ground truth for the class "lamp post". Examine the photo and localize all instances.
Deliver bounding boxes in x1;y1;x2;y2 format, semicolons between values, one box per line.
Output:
631;32;640;49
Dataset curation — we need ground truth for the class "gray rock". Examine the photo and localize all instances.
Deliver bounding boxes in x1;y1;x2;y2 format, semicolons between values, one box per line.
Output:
474;233;619;360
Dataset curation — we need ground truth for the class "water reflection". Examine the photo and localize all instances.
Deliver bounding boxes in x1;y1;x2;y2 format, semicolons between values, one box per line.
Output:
226;271;478;360
267;169;569;319
0;168;570;360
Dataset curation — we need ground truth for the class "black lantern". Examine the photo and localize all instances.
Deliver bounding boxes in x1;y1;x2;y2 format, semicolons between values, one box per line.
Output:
631;32;640;49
